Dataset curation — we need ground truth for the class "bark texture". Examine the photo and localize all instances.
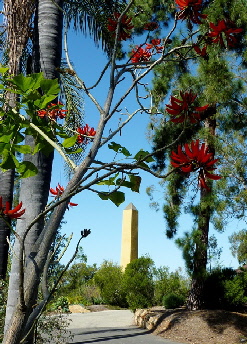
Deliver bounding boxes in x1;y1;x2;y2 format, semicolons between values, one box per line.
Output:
0;170;15;279
4;1;63;343
187;117;216;310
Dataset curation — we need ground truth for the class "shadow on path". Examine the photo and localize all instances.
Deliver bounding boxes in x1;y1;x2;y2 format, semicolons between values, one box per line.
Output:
69;326;172;344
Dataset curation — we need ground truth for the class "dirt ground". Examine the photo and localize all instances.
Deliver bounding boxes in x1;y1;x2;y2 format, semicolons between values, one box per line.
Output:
152;309;247;344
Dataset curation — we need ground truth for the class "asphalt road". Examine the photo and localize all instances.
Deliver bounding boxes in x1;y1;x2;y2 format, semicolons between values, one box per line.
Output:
65;310;185;344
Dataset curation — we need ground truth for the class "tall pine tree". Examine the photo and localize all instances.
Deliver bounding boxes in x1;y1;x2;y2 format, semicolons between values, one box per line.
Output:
150;0;247;309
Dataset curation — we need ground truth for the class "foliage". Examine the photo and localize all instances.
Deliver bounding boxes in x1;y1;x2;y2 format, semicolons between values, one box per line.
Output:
3;0;247;341
162;293;185;309
35;313;73;344
122;256;155;311
149;0;247;309
0;280;8;342
153;266;189;305
93;261;127;307
203;268;237;310
224;270;247;309
229;229;247;265
50;296;70;313
57;261;98;305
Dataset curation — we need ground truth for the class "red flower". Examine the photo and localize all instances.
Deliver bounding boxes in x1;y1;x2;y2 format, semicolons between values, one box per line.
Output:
77;124;96;144
107;12;134;41
193;44;208;60
0;196;25;219
37;101;67;120
175;0;207;24
146;39;163;53
144;22;159;31
50;184;78;208
208;19;243;48
50;183;64;197
131;46;152;63
171;140;221;190
166;90;209;123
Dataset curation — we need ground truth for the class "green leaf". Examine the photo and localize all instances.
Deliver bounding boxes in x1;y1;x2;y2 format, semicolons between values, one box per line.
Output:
64;147;83;154
134;150;154;163
13;144;32;154
0;142;7;153
40;79;60;96
0;132;14;143
115;175;141;192
38;95;58;109
98;177;116;186
109;191;125;206
33;142;46;154
17;161;38;178
97;191;125;206
0;151;19;170
27;72;43;89
108;142;131;156
129;175;141;192
24;90;42;101
10;74;34;92
97;193;110;201
0;67;9;75
62;135;77;148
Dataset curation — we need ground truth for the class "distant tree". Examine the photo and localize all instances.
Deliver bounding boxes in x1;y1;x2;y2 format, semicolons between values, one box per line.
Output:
153;266;189;305
94;261;127;307
229;229;247;266
122;256;154;311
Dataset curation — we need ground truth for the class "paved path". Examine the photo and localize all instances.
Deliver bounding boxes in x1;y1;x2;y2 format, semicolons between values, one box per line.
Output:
66;310;185;344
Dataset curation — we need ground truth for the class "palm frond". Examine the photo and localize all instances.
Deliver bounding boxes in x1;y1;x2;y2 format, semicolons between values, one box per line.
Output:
59;61;85;178
63;0;127;56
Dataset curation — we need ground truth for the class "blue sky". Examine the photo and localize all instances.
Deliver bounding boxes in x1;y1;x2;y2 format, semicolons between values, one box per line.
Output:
53;28;240;273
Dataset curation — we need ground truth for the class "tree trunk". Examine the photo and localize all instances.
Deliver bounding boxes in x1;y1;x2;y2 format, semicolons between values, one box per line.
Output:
4;1;63;343
0;0;34;280
0;170;15;279
187;117;216;310
187;187;210;310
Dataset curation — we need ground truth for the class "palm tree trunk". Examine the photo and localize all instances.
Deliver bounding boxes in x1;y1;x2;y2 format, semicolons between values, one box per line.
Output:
0;0;34;280
0;170;15;279
4;1;63;342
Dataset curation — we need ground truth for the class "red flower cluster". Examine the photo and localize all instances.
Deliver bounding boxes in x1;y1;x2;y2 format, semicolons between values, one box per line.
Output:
146;39;163;53
175;0;207;24
166;90;209;123
193;19;243;58
193;44;208;60
171;140;221;190
131;46;152;63
37;101;67;120
50;184;78;207
208;19;243;48
107;12;134;41
0;196;25;219
131;40;163;63
77;124;96;144
143;22;159;31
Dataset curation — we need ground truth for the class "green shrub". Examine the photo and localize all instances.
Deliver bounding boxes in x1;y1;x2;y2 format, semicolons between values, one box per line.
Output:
93;261;127;307
50;296;70;313
203;268;237;309
162;293;185;309
122;256;154;311
35;313;73;344
224;270;247;309
153;266;189;305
